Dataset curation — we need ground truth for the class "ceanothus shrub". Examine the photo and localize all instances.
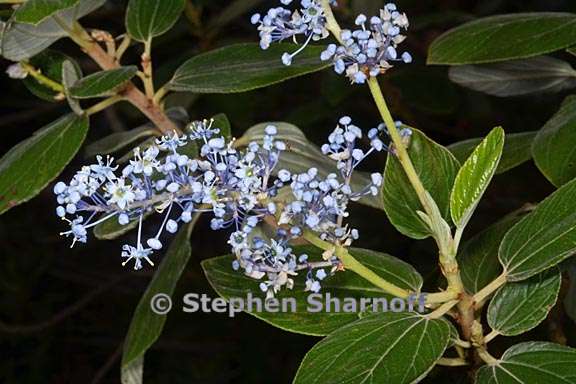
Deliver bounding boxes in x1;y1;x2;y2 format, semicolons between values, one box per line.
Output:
1;0;575;383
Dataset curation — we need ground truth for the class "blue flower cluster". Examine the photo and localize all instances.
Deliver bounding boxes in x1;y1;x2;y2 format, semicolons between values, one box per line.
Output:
253;2;411;83
54;117;387;296
278;117;384;244
251;0;332;66
321;5;411;83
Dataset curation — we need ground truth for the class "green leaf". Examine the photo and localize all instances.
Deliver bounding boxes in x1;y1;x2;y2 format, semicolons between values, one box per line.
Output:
500;177;576;281
487;269;561;336
121;357;143;384
459;211;524;293
84;127;158;158
382;128;460;239
202;246;423;336
23;50;76;101
13;0;79;25
240;122;383;210
69;66;138;99
125;0;185;42
293;312;451;384
450;127;504;229
448;56;576;97
62;59;83;115
211;113;231;139
168;43;330;94
122;217;198;368
428;13;576;65
476;342;576;383
0;114;88;215
1;0;105;61
533;95;576;187
449;131;536;175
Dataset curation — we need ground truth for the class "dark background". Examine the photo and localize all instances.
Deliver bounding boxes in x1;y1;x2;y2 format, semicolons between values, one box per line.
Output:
1;0;575;383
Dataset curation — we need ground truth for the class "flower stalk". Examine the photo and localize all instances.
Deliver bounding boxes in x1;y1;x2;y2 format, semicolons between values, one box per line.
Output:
302;229;411;298
316;1;480;356
318;0;466;293
367;78;433;216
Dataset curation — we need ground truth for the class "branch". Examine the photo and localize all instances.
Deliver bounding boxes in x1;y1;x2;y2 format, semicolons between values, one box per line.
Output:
66;21;181;135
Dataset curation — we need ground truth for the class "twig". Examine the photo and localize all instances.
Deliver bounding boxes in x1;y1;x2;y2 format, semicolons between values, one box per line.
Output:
65;21;181;135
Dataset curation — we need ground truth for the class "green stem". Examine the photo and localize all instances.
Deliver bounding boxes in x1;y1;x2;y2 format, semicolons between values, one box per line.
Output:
115;34;131;61
20;62;64;93
320;0;343;43
427;299;458;319
368;76;467;297
85;95;124;116
367;78;433;215
473;272;507;304
426;290;459;304
484;329;499;344
320;0;438;235
153;85;169;105
52;16;89;49
477;347;498;365
302;230;410;298
436;357;468;367
339;249;411;298
318;3;481;341
303;230;459;304
453;338;471;348
453;226;465;251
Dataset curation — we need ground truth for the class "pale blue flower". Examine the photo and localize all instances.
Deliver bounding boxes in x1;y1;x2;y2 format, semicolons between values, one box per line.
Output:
54;115;385;296
320;3;411;83
253;0;330;64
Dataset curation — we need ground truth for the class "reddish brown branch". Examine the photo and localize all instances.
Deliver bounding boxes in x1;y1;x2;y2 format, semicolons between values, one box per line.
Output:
79;36;181;135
